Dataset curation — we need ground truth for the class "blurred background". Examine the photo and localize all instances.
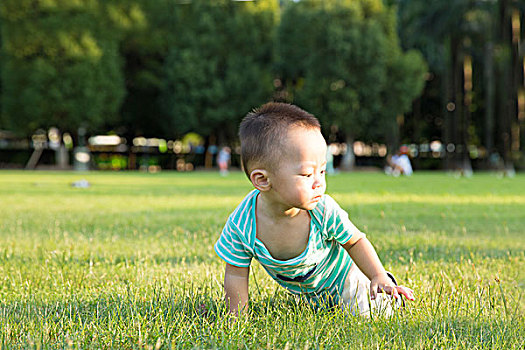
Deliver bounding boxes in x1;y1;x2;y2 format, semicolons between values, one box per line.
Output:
0;0;523;173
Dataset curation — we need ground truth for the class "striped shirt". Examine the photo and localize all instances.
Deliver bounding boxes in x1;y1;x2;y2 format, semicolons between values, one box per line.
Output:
215;189;365;303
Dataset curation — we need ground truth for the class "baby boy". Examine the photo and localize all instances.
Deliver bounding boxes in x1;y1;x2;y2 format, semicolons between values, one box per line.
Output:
215;102;414;316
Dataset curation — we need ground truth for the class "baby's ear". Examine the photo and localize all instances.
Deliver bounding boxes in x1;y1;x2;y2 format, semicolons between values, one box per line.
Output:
250;169;271;191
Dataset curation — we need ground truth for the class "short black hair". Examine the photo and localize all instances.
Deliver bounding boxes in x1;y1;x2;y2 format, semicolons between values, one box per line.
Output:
239;102;321;178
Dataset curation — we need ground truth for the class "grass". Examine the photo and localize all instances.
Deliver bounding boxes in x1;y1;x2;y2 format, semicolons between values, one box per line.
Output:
0;170;523;349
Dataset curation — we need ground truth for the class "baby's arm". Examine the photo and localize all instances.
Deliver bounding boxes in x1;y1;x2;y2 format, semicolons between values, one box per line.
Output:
224;263;250;315
342;237;415;301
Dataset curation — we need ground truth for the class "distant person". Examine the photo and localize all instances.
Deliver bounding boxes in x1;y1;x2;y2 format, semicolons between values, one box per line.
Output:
215;102;414;317
385;146;413;176
217;146;231;176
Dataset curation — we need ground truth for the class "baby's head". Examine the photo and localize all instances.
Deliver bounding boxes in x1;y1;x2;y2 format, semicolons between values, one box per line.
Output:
239;102;321;179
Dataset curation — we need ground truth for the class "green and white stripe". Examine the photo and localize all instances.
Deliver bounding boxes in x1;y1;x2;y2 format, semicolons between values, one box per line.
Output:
215;190;364;302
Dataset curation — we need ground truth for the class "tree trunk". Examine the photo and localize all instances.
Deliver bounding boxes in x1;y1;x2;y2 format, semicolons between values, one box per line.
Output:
484;41;495;161
387;115;401;154
411;98;422;170
462;54;473;176
340;135;355;171
498;0;515;172
450;35;473;173
204;134;216;169
442;56;453;170
56;144;69;170
510;7;521;170
449;35;461;170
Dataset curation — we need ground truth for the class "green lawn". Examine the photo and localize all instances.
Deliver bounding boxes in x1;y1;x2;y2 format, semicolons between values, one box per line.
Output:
0;170;523;349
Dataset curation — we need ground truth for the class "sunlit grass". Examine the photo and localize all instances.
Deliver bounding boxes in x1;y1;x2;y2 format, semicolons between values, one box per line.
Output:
0;170;523;348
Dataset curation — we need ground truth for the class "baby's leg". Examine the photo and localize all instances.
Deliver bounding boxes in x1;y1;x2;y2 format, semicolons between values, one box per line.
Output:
341;264;402;317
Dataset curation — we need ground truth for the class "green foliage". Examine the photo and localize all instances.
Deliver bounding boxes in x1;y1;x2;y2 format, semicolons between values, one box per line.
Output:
0;171;523;348
0;22;2;123
394;0;525;168
161;0;278;142
0;0;125;135
396;0;472;71
115;0;177;138
0;0;427;144
381;50;427;134
278;0;426;143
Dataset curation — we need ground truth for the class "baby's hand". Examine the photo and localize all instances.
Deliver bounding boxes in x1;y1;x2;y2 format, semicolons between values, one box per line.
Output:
370;274;415;301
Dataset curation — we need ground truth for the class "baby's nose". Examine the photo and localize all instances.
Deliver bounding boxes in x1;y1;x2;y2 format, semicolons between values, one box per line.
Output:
312;176;324;189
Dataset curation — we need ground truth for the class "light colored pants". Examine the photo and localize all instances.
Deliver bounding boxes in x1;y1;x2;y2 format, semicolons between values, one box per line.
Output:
341;264;401;317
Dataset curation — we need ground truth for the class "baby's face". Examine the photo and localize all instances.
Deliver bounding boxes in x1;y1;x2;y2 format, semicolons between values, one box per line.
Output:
268;127;327;211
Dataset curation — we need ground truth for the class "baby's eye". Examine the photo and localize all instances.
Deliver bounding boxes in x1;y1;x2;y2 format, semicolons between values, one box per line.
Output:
301;173;313;177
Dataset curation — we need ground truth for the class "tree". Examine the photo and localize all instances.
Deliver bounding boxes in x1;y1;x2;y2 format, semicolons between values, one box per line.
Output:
397;0;524;172
496;0;524;172
112;0;178;139
278;0;426;169
0;18;2;123
161;0;278;145
397;0;485;172
0;0;126;137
